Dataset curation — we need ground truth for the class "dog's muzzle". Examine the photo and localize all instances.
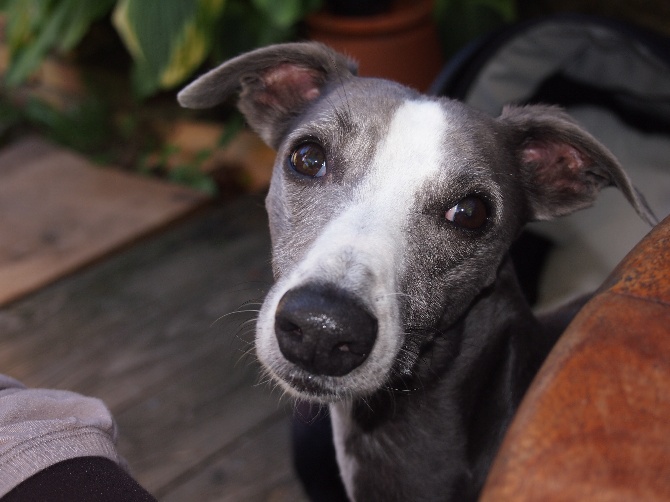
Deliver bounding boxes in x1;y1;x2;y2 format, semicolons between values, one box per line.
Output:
274;283;378;377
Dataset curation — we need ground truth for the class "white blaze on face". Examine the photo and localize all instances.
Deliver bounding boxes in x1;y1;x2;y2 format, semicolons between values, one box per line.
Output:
365;99;449;211
256;99;451;398
291;99;450;289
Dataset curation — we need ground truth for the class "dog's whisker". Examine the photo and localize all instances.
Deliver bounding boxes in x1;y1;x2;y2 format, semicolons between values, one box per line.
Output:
255;373;278;390
230;322;257;342
293;401;329;425
232;331;255;344
235;343;257;361
235;317;259;331
210;308;261;327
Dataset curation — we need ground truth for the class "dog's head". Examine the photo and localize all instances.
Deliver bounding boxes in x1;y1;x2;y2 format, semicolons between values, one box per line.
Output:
180;43;655;403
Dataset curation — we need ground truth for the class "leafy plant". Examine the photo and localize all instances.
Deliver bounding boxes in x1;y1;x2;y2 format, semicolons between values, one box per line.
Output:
0;94;112;153
0;0;322;193
112;0;227;97
1;0;116;87
139;143;218;195
0;0;322;97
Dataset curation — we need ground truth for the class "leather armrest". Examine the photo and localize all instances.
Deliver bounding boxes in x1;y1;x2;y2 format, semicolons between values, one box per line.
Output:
481;214;670;501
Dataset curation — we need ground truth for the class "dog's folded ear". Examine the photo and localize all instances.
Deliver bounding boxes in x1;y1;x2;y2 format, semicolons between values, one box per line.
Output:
178;42;357;148
501;105;657;226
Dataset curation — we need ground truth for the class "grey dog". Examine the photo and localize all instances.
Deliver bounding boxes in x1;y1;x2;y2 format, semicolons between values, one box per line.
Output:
179;43;655;501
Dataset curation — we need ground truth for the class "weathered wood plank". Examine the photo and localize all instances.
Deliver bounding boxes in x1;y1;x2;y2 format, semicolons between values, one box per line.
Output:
2;231;270;411
117;361;293;496
0;195;305;499
160;416;308;502
0;137;208;305
0;196;272;410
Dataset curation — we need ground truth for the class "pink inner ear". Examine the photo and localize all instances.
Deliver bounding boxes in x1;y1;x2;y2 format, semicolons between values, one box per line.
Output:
522;139;595;195
522;140;588;172
257;63;322;108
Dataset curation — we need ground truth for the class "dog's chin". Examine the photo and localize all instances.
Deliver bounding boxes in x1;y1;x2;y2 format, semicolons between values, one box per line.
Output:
280;372;346;404
269;364;389;404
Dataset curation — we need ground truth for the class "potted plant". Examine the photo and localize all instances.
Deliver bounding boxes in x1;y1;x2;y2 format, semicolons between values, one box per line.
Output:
0;0;321;193
325;0;393;16
306;0;444;92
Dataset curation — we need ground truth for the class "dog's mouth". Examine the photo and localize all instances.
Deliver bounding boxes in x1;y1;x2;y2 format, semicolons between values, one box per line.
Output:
267;334;430;403
262;339;405;403
281;370;344;401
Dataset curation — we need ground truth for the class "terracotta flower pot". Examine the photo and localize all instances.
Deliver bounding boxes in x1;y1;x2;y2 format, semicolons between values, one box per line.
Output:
306;0;444;92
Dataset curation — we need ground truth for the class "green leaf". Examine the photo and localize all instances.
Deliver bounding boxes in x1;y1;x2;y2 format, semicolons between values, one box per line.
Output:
58;0;116;52
20;97;111;152
3;0;51;53
252;0;321;28
113;0;227;96
217;112;245;148
252;0;301;29
169;164;218;195
2;0;115;87
212;0;316;63
4;0;66;86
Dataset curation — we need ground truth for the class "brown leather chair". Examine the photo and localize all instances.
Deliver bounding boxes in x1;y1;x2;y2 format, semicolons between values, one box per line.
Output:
481;215;670;501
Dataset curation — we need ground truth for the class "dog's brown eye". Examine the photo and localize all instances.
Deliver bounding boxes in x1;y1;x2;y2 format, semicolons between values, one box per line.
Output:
290;142;326;177
445;196;488;230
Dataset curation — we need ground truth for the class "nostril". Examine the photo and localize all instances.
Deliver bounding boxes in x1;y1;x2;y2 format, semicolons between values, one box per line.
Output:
274;283;378;377
276;317;302;337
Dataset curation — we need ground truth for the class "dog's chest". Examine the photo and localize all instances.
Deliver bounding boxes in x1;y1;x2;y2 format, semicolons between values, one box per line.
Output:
330;400;470;502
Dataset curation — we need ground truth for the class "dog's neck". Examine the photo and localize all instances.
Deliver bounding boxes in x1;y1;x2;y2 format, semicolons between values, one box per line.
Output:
331;257;553;502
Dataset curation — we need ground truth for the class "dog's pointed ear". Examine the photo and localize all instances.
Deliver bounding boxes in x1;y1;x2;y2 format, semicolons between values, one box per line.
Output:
501;105;657;226
177;42;357;148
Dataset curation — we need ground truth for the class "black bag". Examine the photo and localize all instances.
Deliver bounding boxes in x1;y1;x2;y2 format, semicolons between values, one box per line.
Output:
431;14;670;308
431;14;670;134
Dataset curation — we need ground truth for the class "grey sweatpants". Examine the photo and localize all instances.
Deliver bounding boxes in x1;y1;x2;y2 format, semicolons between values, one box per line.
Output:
0;374;123;496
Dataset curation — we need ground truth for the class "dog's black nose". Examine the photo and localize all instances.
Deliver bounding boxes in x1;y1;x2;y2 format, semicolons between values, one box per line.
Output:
274;284;377;377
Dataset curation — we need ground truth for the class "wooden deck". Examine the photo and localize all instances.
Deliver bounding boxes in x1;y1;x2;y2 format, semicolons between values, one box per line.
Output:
0;184;308;499
0;137;209;305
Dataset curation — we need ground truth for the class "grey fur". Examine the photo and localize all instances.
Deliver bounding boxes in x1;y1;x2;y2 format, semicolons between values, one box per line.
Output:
180;42;656;501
